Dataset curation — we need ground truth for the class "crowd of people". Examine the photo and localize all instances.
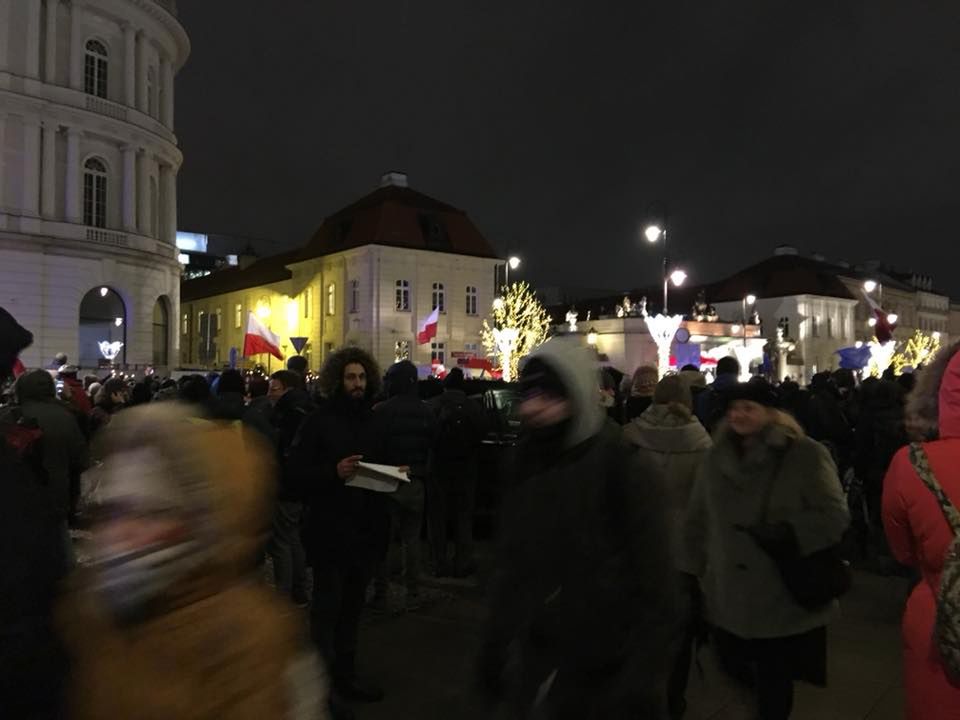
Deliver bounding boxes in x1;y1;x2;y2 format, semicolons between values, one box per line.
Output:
3;296;960;719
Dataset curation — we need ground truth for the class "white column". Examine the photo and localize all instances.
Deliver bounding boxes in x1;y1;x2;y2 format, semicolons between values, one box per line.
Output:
137;149;151;233
160;56;174;129
65;127;82;222
41;121;57;218
22;118;41;216
161;164;177;245
24;0;42;79
123;24;136;107
122;145;137;231
135;31;148;113
68;0;83;90
44;0;58;83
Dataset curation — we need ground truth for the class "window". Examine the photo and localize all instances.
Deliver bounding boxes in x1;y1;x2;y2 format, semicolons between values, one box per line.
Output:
811;316;820;338
197;310;205;334
84;40;108;98
327;283;335;316
350;280;360;313
150;176;159;237
395;280;410;312
464;342;479;354
182;313;188;335
235;304;243;329
466;286;478;316
432;282;445;313
827;317;834;338
431;342;446;365
303;287;311;319
147;67;156;117
82;157;107;228
215;308;222;332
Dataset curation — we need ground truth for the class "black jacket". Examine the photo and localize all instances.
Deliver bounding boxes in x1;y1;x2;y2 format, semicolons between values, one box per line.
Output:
208;392;275;441
427;389;485;462
270;388;314;501
290;396;389;566
369;392;437;479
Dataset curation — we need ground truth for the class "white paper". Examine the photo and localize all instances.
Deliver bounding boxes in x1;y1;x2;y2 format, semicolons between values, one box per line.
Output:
345;463;411;493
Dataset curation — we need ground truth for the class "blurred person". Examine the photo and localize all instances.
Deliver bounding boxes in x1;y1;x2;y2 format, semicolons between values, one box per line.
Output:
90;377;129;435
883;342;960;719
684;382;850;719
600;367;624;424
0;309;71;719
480;338;679;719
290;347;388;714
208;368;273;438
50;351;68;370
624;375;712;719
426;367;485;578
58;363;92;417
178;374;212;407
696;356;741;431
368;361;437;605
625;364;658;422
129;380;153;407
804;372;853;468
57;403;326;719
286;355;309;386
266;370;315;606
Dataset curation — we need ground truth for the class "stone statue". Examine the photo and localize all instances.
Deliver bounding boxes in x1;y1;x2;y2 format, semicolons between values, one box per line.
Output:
693;291;708;321
638;296;648;318
565;308;579;332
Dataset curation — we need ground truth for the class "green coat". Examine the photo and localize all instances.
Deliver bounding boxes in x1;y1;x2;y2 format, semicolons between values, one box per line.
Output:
682;414;850;639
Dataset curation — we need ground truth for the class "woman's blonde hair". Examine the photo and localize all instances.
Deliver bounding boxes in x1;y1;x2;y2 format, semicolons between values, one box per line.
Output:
906;340;960;441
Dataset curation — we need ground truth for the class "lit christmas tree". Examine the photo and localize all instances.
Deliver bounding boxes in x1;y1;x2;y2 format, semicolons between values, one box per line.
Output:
891;329;942;375
482;281;551;382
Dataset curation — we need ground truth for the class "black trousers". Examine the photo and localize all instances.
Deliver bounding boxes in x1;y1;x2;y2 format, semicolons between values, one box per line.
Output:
426;460;477;572
309;555;373;682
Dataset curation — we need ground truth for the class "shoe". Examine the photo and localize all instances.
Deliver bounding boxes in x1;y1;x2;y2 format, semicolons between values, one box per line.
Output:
334;677;385;704
329;694;356;720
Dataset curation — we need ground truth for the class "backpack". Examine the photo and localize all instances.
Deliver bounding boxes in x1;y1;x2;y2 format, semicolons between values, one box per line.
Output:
436;400;476;459
909;442;960;683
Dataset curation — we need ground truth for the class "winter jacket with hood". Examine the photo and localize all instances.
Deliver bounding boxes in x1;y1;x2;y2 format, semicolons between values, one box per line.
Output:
683;412;850;640
481;338;679;718
883;350;960;720
13;369;90;517
58;404;326;720
624;403;712;565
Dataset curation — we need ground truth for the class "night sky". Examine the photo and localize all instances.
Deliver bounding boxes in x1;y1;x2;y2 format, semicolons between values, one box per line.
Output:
175;1;960;298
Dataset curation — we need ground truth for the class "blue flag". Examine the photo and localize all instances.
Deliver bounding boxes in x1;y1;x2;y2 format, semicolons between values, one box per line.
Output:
836;345;872;370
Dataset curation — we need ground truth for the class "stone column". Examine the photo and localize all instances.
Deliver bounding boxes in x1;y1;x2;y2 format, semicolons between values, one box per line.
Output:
44;0;58;83
161;164;177;245
122;145;137;231
160;56;174;129
68;0;84;90
123;24;137;107
65;127;82;222
137;149;151;234
25;0;42;79
22;118;42;216
41;121;57;218
136;31;148;113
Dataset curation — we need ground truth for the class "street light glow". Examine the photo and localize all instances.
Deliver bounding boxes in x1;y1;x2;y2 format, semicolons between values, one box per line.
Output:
492;297;505;312
863;280;878;293
868;318;878;327
99;287;108;297
731;324;742;335
934;331;942;341
114;317;123;327
746;294;757;306
508;256;521;270
670;269;688;287
644;225;663;243
586;328;598;346
887;313;899;324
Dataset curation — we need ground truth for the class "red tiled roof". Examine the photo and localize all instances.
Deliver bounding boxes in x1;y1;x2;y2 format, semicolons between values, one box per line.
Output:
298;184;499;260
180;250;298;302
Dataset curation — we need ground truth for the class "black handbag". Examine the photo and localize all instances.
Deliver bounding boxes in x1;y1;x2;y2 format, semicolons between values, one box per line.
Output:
746;445;852;611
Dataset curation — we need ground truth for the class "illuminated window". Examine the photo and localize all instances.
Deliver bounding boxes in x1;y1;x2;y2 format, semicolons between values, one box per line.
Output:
181;313;188;335
84;40;108;98
235;303;242;329
432;282;445;313
304;287;311;319
327;284;335;316
82;157;107;228
466;286;478;316
395;280;410;312
431;342;446;365
350;279;360;313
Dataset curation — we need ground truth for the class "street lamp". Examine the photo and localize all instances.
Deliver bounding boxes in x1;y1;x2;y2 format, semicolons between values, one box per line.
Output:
587;327;598;346
670;269;688;287
492;297;505;312
887;313;899;325
504;256;522;287
643;224;675;314
863;280;878;294
742;293;757;346
644;225;663;243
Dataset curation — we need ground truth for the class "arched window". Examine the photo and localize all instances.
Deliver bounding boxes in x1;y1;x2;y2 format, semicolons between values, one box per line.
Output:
84;40;108;98
327;283;336;316
432;282;445;313
147;67;156;117
152;297;170;366
83;157;107;228
150;176;159;237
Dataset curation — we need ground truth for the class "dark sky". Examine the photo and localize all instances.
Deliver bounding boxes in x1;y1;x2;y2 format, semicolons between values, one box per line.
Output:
175;1;960;298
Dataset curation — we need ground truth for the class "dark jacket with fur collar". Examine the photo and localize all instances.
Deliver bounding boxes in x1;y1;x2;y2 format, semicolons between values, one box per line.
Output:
683;412;849;639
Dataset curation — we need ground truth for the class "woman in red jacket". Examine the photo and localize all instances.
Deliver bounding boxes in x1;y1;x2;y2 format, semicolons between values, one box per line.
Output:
883;342;960;719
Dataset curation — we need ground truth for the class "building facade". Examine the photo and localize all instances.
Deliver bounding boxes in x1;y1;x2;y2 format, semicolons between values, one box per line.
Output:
0;0;188;370
180;174;503;374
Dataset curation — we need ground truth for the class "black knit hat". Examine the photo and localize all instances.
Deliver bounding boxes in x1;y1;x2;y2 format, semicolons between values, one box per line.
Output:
728;381;779;408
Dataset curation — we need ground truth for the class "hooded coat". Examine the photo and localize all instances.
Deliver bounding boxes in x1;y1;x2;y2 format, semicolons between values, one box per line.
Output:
13;369;90;517
481;338;678;719
624;403;712;565
58;404;325;720
683;413;850;640
883;351;960;719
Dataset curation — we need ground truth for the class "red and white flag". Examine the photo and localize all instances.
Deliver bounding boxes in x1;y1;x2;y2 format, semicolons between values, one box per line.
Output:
243;312;284;360
417;307;440;345
862;289;896;344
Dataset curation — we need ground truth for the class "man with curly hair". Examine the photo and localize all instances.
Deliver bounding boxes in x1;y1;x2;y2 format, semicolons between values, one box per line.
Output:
290;346;387;718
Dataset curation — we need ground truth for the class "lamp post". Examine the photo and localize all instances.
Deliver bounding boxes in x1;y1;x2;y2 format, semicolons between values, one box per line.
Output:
742;294;757;346
644;224;671;313
504;256;521;288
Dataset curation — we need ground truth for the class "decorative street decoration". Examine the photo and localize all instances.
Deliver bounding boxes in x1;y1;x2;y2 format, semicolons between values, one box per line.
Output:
891;330;942;375
98;341;124;361
565;308;579;333
482;281;551;382
644;314;684;378
867;340;897;377
492;327;520;383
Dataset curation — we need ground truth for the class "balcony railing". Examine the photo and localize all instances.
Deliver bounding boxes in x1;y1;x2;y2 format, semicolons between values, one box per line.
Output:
86;228;129;247
85;96;128;121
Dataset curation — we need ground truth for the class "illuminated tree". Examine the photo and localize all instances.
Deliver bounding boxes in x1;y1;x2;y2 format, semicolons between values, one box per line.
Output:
481;281;551;382
891;330;942;375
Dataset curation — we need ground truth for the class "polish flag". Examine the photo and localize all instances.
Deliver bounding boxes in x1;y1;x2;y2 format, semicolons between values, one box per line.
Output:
417;307;440;345
862;290;897;344
243;312;284;360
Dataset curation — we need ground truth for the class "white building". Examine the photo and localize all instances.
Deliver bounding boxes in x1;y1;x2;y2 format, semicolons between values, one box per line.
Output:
0;0;189;370
180;173;503;374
